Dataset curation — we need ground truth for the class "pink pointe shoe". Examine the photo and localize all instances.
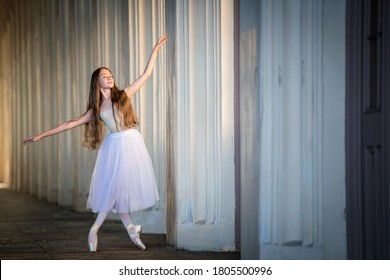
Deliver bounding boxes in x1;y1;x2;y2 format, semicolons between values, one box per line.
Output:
126;224;146;250
88;224;99;252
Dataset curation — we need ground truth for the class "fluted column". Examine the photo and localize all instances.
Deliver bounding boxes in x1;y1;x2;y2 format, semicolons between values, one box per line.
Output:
254;0;324;258
166;0;236;250
239;0;261;259
125;0;167;233
45;0;61;203
0;15;12;187
240;0;346;259
71;0;99;211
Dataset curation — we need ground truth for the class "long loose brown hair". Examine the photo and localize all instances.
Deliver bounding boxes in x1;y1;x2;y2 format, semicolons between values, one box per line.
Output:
83;67;139;150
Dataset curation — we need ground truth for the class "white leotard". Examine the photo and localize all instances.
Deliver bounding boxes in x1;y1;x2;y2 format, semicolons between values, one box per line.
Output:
100;106;129;132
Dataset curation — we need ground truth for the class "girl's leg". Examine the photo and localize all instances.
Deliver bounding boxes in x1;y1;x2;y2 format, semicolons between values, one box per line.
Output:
118;212;132;228
92;211;109;227
118;212;146;250
88;211;109;252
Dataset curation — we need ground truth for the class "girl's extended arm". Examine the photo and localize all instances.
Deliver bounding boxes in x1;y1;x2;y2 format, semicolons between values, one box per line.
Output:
124;34;168;98
23;109;93;145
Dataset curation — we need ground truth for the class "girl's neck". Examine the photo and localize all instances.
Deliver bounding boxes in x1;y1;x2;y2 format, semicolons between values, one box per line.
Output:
101;88;111;101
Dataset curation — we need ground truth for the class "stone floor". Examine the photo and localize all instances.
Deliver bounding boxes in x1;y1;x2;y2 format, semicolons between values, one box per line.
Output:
0;189;240;260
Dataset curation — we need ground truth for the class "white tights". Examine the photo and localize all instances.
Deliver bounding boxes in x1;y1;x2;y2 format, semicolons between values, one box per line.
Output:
88;212;133;244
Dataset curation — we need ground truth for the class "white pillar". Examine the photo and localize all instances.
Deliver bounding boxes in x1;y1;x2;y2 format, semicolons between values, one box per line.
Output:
239;0;346;259
0;18;12;187
72;0;99;211
125;0;167;233
46;0;61;203
321;0;347;259
166;0;236;251
239;0;261;260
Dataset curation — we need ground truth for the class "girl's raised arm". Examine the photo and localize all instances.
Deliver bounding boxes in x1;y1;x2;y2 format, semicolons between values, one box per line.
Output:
124;34;168;98
23;109;94;145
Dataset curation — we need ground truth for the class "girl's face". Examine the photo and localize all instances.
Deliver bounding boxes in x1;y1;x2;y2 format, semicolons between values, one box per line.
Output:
99;68;114;89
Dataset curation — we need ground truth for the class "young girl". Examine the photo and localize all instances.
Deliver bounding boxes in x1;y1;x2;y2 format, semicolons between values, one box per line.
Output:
24;34;168;252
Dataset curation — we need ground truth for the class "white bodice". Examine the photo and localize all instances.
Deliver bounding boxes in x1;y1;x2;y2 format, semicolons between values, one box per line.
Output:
100;106;129;132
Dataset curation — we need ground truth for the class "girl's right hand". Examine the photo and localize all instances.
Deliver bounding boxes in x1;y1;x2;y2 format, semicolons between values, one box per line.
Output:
23;135;43;145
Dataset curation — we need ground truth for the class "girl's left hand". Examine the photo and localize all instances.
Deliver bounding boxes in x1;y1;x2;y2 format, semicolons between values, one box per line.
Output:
154;34;168;50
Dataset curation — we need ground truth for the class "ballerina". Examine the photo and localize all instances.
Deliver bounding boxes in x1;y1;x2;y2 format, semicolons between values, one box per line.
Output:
24;34;168;252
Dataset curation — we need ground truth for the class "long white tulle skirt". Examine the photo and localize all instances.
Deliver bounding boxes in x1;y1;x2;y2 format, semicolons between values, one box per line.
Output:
86;129;159;213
